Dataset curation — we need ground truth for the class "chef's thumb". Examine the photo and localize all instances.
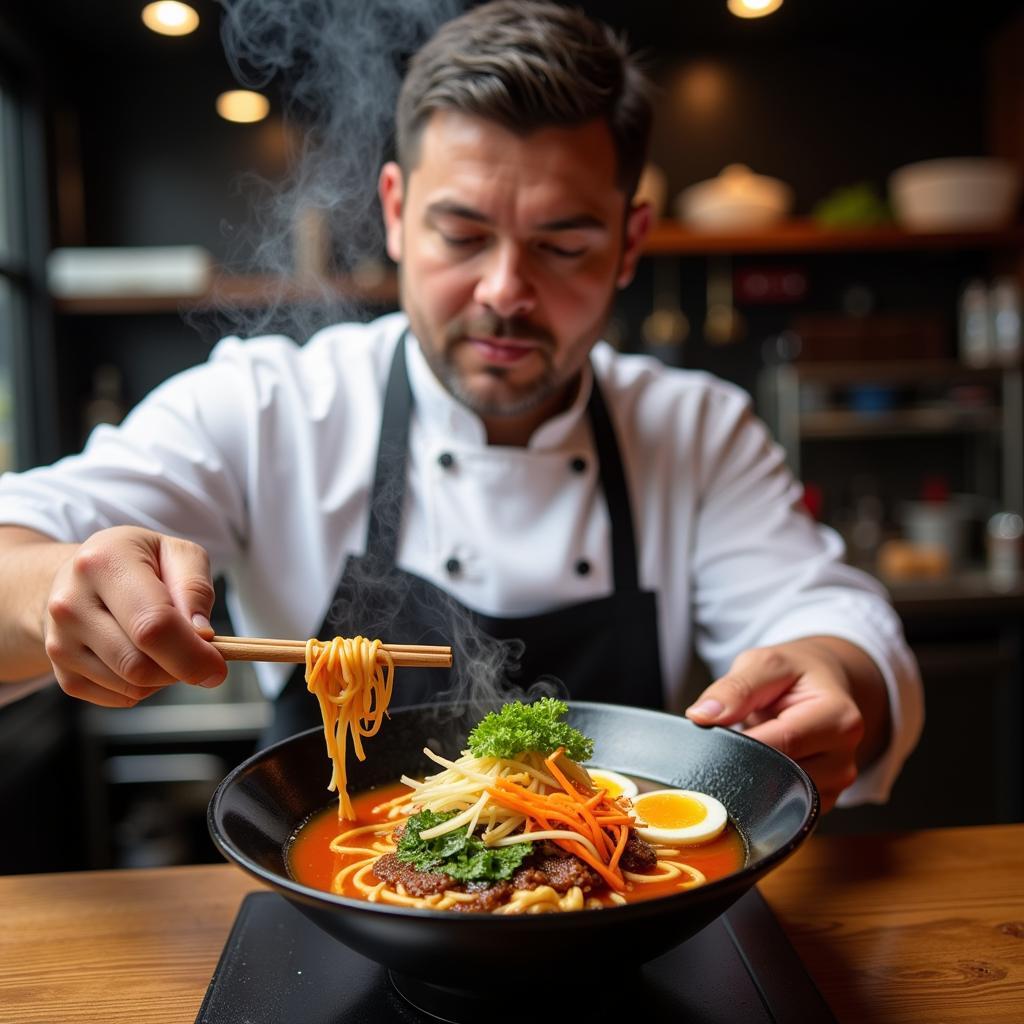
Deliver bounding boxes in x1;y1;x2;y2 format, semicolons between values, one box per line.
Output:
158;537;217;639
685;650;798;727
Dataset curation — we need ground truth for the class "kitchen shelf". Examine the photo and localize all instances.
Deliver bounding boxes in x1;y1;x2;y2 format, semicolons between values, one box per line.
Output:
885;569;1024;617
51;222;1024;315
760;363;1024;512
799;407;1003;438
778;360;1010;384
52;270;400;315
82;700;270;742
642;218;1024;255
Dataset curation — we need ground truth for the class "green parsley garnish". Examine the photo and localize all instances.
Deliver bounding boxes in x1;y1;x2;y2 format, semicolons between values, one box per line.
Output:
467;697;594;762
396;809;533;883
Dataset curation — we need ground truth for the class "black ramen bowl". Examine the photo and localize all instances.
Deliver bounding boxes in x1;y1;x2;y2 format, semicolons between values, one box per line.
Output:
208;701;817;989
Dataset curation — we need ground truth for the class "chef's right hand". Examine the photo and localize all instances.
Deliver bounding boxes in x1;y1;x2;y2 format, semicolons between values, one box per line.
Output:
44;525;226;707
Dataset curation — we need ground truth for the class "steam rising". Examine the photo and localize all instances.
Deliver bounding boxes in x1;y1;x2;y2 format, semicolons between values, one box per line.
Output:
215;0;561;714
327;434;563;718
214;0;463;340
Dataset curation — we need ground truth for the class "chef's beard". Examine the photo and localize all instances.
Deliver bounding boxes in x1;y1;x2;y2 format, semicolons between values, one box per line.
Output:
437;311;561;418
406;300;613;420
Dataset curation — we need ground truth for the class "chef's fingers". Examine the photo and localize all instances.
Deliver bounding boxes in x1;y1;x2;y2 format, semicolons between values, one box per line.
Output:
789;751;859;813
75;531;225;687
156;535;217;638
43;613;177;696
48;587;176;690
743;695;864;764
52;663;150;708
74;644;171;701
685;647;800;728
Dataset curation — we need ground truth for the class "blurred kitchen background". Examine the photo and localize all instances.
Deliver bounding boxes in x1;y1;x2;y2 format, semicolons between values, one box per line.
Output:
1;0;1022;873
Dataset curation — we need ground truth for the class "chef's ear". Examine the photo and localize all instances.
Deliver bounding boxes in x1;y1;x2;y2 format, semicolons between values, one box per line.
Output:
615;200;653;290
379;162;405;262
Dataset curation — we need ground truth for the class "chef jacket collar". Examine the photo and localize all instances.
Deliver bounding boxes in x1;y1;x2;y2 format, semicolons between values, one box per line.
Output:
404;329;594;451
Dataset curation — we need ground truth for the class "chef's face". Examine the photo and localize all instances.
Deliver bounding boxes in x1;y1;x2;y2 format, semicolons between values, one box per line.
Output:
379;110;650;441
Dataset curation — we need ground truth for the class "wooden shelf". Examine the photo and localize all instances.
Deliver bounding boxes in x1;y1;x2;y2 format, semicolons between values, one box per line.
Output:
799;407;1003;438
642;218;1024;255
775;360;1014;384
51;220;1024;315
52;271;400;315
885;569;1024;616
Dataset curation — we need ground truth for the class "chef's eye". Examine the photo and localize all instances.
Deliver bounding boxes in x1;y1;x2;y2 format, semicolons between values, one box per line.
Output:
540;242;586;258
441;233;484;249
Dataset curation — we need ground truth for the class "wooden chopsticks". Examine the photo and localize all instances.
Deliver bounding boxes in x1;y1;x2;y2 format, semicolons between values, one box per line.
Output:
211;635;452;668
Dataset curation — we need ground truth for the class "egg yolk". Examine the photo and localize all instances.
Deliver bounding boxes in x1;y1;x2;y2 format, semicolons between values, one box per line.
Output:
635;793;707;828
590;774;623;798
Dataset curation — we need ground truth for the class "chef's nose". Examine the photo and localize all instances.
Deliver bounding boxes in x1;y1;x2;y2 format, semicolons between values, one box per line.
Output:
473;243;535;319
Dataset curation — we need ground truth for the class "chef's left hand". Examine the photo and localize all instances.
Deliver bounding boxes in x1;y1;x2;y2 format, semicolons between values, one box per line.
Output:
685;637;890;812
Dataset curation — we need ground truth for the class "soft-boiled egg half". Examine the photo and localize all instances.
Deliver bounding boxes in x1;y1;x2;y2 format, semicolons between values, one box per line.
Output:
586;767;639;799
631;789;728;846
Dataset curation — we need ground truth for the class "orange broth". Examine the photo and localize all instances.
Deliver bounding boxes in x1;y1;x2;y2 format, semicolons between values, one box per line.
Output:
288;779;746;907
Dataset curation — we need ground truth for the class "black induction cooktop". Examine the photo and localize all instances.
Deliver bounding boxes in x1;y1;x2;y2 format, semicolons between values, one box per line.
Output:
195;887;834;1024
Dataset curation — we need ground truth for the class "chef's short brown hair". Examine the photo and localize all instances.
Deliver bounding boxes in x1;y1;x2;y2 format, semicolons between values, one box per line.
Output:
396;0;653;198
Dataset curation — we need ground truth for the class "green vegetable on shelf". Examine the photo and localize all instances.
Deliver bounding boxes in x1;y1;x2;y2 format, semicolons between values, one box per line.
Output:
813;183;892;227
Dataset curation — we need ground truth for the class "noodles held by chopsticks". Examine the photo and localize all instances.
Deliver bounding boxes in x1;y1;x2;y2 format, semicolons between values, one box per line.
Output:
305;636;395;819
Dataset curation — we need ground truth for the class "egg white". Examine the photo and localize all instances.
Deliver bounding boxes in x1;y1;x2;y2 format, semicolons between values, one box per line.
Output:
631;789;728;846
585;767;639;799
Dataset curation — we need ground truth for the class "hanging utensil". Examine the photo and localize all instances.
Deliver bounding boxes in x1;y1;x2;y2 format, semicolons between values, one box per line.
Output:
642;257;690;351
704;255;745;345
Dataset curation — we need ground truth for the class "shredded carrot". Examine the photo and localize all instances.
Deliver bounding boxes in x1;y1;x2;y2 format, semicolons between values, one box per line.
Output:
477;747;641;893
608;823;630;874
544;748;586;802
560;838;627;892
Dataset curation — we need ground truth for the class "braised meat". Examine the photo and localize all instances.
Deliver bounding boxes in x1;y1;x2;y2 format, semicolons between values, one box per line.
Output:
371;853;454;896
512;851;602;893
619;833;658;872
453;882;514;912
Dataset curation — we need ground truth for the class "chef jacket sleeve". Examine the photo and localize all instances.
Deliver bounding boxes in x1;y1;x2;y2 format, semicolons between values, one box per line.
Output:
0;336;269;573
690;385;924;807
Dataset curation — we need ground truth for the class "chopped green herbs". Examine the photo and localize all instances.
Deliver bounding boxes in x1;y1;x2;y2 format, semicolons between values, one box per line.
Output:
467;697;594;762
396;809;532;883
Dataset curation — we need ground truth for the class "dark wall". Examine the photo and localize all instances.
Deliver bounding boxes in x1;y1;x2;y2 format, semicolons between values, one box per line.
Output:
76;64;290;254
649;43;989;215
13;3;1011;255
65;33;997;256
4;1;1020;455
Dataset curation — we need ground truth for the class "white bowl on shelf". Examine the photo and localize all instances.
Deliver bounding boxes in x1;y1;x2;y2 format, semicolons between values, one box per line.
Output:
888;157;1022;232
675;164;793;231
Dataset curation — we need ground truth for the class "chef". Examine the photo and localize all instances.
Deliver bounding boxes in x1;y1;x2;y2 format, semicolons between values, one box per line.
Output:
0;0;921;812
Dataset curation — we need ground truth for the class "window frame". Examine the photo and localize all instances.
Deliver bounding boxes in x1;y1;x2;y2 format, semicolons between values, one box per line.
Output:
0;26;59;470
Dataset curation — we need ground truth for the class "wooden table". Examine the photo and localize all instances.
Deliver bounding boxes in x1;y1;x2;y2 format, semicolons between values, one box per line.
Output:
1;824;1022;1023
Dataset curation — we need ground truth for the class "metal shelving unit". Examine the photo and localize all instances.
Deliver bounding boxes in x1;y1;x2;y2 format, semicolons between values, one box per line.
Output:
760;360;1024;515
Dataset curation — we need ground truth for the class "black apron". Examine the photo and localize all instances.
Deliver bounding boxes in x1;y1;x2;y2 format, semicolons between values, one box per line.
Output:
263;334;665;746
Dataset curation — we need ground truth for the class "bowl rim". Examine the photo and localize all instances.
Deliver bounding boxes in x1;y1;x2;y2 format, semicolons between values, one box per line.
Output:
207;700;820;926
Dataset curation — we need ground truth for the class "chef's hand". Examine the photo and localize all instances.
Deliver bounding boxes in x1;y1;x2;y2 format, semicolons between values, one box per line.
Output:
685;637;890;812
42;525;226;707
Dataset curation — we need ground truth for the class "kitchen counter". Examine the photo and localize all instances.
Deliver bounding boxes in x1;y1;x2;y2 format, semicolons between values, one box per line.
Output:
886;571;1024;617
1;823;1021;1023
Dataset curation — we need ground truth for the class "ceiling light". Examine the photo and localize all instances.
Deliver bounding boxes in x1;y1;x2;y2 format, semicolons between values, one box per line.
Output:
141;2;200;36
216;90;271;124
727;0;784;18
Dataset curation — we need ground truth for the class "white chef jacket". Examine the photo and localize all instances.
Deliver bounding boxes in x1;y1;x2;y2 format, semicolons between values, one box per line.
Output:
0;312;922;806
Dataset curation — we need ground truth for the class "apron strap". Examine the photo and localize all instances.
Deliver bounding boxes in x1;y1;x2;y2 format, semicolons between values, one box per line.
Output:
585;369;641;593
365;331;641;592
364;331;414;566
